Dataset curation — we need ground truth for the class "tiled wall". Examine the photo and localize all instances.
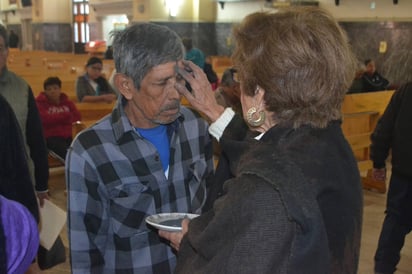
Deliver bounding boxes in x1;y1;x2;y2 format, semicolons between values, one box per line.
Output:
154;22;219;58
12;20;412;87
32;23;72;52
340;22;412;87
163;21;412;87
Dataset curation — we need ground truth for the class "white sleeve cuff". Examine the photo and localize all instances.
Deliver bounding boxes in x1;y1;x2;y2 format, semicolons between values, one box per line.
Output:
208;108;235;141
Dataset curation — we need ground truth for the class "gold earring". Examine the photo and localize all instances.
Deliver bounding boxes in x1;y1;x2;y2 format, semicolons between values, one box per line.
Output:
246;107;265;127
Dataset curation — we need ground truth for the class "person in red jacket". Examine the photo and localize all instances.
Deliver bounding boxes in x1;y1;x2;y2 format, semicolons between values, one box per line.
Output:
36;77;81;162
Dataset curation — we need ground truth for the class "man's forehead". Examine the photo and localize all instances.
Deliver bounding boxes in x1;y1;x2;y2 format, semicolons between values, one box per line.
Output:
147;61;183;77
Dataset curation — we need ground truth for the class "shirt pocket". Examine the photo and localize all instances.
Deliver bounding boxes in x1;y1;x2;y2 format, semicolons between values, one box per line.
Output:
108;182;153;238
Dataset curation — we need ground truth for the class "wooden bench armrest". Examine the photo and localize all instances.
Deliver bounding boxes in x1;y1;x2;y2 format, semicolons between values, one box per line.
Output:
345;132;372;151
72;121;87;139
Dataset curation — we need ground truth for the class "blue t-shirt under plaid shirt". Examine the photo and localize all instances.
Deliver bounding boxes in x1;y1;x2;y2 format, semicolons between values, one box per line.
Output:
66;99;214;274
136;125;170;172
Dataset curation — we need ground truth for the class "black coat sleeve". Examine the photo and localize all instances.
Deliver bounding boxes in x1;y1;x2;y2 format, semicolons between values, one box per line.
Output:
26;87;49;192
370;88;403;168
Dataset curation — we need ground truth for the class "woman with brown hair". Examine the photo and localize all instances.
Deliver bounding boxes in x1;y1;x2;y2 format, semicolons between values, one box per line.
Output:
160;7;363;273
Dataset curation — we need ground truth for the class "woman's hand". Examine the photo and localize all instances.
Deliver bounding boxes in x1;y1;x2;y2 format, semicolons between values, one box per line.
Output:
175;60;225;123
372;168;386;182
158;218;190;251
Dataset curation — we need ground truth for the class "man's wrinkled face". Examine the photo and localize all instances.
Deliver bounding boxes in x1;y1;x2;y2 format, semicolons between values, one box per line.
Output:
0;37;8;73
127;61;186;128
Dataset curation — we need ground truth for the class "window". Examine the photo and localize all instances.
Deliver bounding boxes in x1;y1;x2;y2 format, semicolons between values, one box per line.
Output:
73;0;89;51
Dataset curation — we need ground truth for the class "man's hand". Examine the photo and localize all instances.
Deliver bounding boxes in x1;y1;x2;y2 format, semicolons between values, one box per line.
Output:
37;191;50;207
372;168;386;182
158;218;190;251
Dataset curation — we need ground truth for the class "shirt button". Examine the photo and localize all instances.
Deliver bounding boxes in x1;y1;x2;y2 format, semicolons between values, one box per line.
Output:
155;155;160;161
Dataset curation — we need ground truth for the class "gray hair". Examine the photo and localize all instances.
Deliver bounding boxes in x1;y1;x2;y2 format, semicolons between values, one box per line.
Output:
112;23;184;90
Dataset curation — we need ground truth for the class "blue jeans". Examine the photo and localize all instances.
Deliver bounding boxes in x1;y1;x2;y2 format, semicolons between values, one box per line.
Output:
374;173;412;274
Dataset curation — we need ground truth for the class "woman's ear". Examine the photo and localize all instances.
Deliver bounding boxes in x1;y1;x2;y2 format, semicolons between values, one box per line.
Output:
254;85;266;107
114;73;134;100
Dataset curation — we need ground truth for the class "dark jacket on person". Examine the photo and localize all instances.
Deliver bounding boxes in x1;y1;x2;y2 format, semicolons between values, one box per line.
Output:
203;63;218;85
362;71;390;92
370;82;412;180
0;67;49;193
8;32;19;48
75;74;116;102
0;95;39;223
176;116;363;274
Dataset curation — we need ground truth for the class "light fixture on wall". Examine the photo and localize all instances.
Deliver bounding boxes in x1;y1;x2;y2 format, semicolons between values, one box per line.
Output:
165;0;182;17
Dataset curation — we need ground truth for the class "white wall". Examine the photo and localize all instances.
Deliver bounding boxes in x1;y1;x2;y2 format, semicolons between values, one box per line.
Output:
0;0;71;23
324;0;412;21
102;14;128;45
41;0;71;23
216;0;412;22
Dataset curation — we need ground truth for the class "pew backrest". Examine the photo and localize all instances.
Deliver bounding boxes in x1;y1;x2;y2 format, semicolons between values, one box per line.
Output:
341;90;395;173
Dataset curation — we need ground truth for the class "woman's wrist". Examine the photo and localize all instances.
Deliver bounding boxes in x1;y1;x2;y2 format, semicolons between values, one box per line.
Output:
208;108;235;141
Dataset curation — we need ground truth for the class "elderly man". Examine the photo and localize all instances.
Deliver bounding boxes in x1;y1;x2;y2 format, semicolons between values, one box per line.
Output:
66;23;214;274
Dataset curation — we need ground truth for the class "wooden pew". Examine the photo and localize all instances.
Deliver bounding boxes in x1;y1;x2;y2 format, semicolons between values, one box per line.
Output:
342;90;395;115
210;56;232;80
48;101;115;170
48;152;64;168
75;101;115;122
72;121;87;139
341;90;395;193
342;111;379;170
7;50;113;100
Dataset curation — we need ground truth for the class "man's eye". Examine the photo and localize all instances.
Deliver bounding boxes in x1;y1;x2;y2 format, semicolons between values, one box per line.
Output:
176;74;184;82
154;81;167;86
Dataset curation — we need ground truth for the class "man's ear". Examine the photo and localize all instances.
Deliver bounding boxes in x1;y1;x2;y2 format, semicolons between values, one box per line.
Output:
114;73;134;100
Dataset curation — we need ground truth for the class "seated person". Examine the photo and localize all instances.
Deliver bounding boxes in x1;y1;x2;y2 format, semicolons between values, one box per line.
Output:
361;59;390;92
104;45;113;60
76;57;117;103
215;68;242;114
347;63;366;93
36;77;81;161
182;37;205;69
204;56;219;90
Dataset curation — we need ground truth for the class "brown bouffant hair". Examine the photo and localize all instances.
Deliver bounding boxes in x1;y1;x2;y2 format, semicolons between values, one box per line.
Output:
232;7;356;128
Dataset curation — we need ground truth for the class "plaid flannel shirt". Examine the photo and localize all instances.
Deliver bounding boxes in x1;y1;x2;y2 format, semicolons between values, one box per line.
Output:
66;99;214;274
